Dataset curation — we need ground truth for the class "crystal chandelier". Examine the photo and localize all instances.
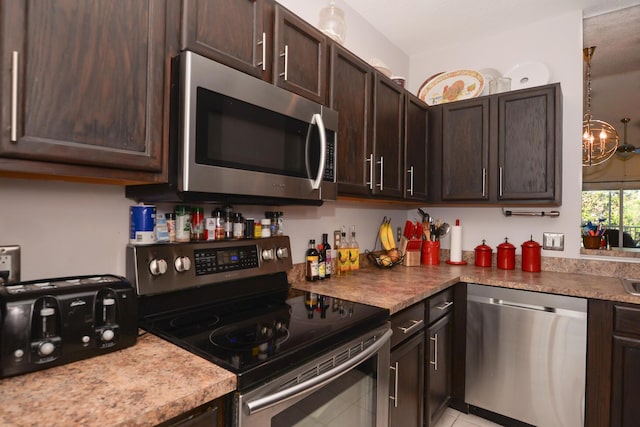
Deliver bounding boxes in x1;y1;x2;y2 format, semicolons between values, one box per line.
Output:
582;46;619;166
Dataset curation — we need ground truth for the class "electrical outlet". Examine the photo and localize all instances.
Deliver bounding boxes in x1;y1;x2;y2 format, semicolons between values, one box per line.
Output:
0;245;21;284
542;233;564;251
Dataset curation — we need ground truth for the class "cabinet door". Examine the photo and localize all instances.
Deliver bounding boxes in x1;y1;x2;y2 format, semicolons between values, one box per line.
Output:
330;44;373;196
611;335;640;427
181;0;269;80
426;313;452;427
404;94;428;201
389;332;425;427
372;75;404;198
497;85;560;201
273;6;327;104
0;0;170;178
441;98;490;201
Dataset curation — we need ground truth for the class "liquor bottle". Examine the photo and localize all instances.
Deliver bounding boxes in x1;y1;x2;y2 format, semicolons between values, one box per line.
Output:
322;233;332;279
305;239;319;281
349;225;360;271
338;227;351;276
317;242;326;280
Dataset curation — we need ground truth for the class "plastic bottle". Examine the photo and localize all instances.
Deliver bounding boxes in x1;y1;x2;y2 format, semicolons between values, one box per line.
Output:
322;233;332;279
305;239;319;281
349;225;359;271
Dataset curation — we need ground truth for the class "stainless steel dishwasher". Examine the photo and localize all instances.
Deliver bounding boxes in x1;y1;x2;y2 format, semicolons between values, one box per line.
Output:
466;284;587;427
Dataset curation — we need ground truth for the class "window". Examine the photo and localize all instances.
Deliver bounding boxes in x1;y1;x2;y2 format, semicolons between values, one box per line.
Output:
581;189;640;248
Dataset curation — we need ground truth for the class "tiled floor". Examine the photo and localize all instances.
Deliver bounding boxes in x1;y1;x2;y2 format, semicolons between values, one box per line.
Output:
434;408;504;427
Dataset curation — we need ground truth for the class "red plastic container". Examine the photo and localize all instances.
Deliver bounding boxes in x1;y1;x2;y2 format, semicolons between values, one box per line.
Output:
521;237;541;272
497;238;516;270
474;240;493;267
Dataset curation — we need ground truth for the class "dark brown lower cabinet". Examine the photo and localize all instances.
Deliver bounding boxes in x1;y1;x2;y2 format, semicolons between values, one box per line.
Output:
426;312;452;426
389;331;425;427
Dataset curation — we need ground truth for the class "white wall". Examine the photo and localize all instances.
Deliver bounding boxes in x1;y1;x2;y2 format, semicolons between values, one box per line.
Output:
409;10;585;259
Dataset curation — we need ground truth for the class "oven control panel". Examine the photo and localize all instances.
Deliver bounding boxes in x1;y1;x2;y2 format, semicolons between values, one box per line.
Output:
127;236;292;296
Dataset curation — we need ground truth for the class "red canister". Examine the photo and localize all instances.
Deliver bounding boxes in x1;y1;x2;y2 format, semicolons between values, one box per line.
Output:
497;238;516;270
474;240;493;267
521;236;541;272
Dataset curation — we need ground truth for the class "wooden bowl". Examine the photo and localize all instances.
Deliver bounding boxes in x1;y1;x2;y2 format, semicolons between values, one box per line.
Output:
582;235;601;249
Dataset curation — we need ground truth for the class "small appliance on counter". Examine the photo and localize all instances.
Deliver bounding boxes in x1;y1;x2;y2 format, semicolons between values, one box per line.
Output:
0;275;137;378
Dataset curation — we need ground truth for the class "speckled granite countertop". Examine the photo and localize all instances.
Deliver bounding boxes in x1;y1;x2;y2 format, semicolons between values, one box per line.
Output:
0;332;236;427
291;264;640;314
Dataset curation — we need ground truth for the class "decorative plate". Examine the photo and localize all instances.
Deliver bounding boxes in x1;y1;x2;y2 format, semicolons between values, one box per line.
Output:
417;72;444;98
503;61;550;90
418;70;484;105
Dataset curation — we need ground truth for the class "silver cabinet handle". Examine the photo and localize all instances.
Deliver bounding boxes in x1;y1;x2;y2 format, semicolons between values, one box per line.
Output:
398;319;423;335
365;154;373;190
376;156;384;190
435;301;453;311
257;32;266;71
499;166;504;197
482;167;487;197
279;44;288;80
11;51;19;142
430;334;438;371
407;166;414;196
389;361;399;408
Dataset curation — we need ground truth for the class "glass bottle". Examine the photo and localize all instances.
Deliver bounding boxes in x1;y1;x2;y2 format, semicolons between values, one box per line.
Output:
305;239;319;281
349;225;359;271
322;233;332;279
338;227;351;276
317;242;326;280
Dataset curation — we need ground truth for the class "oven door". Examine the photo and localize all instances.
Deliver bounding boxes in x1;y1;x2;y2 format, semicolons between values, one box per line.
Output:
235;324;391;427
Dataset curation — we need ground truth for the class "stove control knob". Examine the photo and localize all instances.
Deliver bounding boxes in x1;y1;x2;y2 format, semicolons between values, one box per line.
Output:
262;249;274;261
174;256;192;272
276;247;289;259
149;258;168;276
38;341;55;357
101;329;115;342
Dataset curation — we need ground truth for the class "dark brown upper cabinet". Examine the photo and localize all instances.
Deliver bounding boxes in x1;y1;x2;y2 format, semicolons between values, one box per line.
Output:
0;0;176;184
404;93;429;201
428;83;561;205
182;0;327;104
330;44;373;197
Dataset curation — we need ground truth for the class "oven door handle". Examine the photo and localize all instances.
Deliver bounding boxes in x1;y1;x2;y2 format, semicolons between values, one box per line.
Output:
245;328;392;415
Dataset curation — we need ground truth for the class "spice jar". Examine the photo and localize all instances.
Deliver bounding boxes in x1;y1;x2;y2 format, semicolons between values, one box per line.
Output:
261;218;271;238
474;240;493;267
521;236;541;272
496;238;516;270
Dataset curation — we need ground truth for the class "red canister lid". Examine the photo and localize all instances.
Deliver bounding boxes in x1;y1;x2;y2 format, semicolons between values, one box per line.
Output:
475;240;492;252
497;238;515;250
521;238;541;249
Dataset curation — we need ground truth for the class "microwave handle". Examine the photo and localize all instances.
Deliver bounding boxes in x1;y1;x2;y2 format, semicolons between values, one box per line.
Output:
310;113;326;190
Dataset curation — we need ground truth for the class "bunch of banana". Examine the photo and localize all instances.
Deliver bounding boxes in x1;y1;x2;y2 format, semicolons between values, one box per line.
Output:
379;217;396;251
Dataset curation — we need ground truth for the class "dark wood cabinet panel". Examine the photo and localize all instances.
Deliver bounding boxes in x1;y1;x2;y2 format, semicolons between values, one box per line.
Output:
181;0;269;80
0;0;174;183
330;44;372;196
611;335;640;427
372;75;404;198
497;85;560;201
404;94;429;201
441;99;490;201
428;83;561;205
585;299;614;427
273;6;327;104
426;312;452;427
389;332;425;427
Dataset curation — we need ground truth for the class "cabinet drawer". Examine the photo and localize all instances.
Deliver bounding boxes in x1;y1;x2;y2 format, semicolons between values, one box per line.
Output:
427;288;454;324
390;302;425;348
614;304;640;336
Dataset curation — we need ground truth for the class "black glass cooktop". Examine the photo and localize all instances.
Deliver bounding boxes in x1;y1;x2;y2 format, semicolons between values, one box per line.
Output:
142;291;389;390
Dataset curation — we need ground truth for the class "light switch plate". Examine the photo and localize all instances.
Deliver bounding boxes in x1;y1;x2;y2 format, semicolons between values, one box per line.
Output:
542;232;564;251
0;245;20;284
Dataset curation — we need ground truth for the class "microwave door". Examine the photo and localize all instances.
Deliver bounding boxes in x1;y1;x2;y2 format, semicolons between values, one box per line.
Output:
305;113;326;190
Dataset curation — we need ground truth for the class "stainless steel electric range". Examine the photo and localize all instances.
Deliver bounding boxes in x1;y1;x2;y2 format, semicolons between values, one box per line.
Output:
127;236;391;427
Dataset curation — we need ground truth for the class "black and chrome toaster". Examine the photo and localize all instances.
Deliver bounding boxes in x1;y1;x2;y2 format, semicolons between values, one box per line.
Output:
0;274;137;378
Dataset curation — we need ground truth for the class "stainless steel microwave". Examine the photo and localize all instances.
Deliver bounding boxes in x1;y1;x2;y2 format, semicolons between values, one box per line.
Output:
127;51;337;205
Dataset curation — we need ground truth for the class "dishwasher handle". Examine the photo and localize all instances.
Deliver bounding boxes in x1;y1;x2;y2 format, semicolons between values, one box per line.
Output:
489;298;555;313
